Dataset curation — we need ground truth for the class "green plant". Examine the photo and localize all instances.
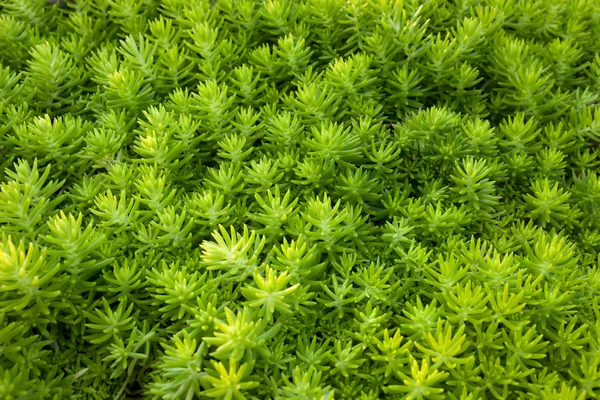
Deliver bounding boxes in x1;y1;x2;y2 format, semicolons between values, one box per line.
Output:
1;0;600;399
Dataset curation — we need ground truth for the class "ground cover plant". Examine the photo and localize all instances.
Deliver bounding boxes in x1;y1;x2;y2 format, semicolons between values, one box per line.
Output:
1;0;600;398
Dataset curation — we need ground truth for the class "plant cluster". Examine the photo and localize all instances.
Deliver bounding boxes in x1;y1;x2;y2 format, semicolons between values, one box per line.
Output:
1;0;600;399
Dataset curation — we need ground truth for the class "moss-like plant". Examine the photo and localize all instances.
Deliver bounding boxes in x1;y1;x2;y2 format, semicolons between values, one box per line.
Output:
1;0;600;399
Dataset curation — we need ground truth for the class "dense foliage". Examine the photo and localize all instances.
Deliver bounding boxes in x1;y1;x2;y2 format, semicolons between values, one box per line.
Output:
1;0;600;398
